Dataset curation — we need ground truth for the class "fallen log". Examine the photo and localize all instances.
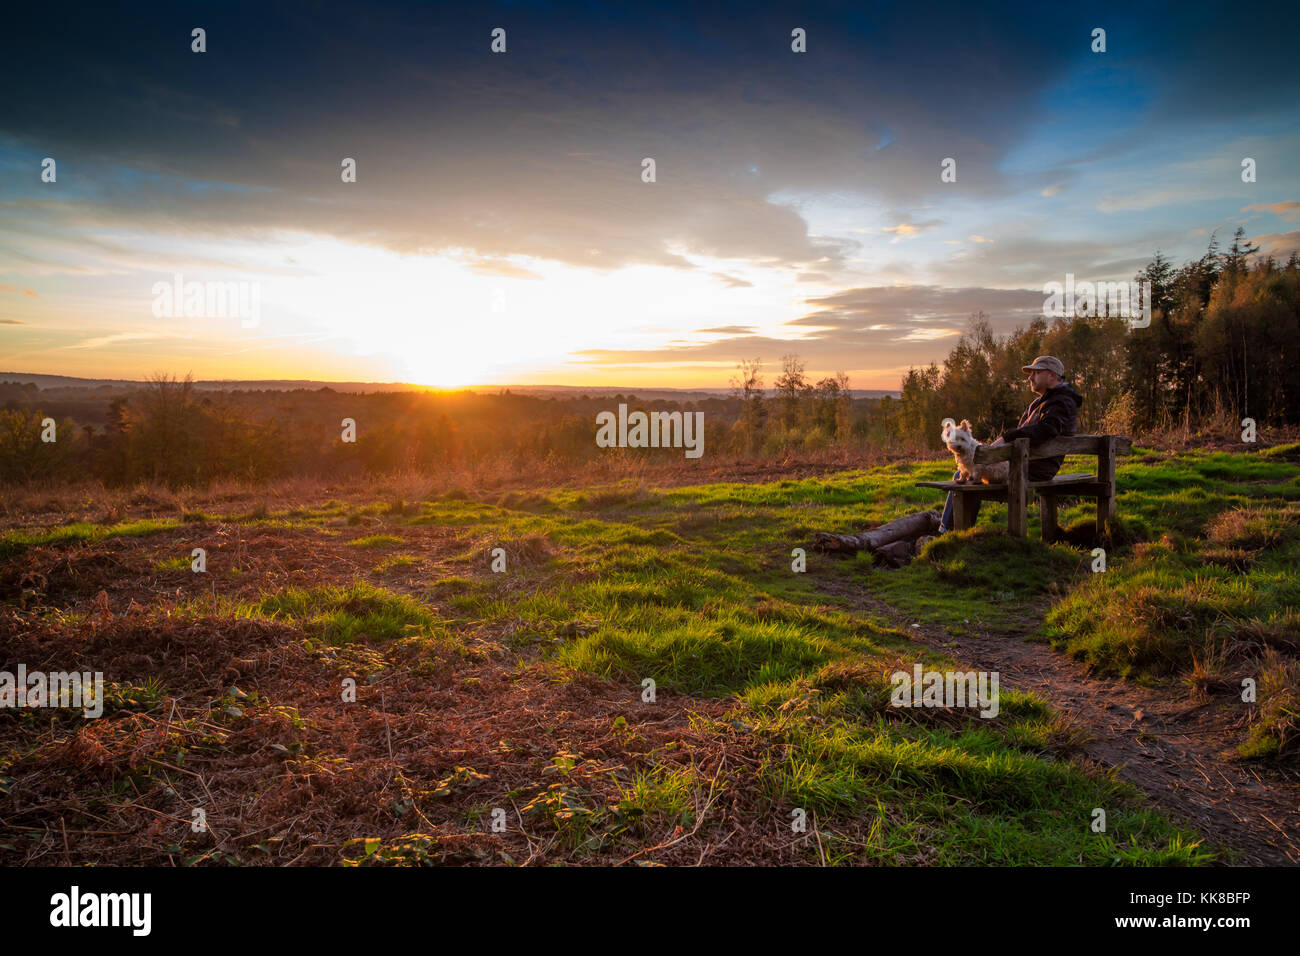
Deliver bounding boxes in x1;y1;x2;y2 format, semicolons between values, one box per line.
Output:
873;538;915;568
812;510;939;553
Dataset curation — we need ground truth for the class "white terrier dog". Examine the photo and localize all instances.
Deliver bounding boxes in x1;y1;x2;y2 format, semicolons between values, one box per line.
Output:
942;419;1009;485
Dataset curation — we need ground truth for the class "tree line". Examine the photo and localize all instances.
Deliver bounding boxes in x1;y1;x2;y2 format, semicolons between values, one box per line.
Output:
880;229;1300;447
2;230;1296;487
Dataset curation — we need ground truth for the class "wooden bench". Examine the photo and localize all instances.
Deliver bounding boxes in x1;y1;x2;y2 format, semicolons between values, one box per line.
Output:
915;434;1133;542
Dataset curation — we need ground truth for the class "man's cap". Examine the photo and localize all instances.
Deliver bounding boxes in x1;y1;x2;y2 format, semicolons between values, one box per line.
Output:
1021;355;1065;376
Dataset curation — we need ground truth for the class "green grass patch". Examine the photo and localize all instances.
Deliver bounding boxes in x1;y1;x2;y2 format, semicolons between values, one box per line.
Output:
374;554;421;573
1045;501;1300;677
249;581;446;645
727;676;1210;864
0;518;179;559
348;533;405;548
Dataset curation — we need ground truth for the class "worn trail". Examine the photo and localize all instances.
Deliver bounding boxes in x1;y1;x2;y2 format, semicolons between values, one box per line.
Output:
821;580;1300;866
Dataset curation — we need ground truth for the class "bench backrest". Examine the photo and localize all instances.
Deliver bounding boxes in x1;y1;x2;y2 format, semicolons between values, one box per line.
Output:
974;434;1133;465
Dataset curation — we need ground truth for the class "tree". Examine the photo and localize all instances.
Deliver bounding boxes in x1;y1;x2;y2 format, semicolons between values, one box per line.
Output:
773;354;812;432
730;357;766;454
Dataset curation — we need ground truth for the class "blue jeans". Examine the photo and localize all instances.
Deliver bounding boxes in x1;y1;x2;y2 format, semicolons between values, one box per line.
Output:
939;470;981;533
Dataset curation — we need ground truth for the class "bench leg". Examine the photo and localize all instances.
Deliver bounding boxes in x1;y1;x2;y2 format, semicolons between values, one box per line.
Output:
1097;493;1115;543
1097;436;1117;544
953;492;972;531
1007;439;1029;537
1040;494;1058;543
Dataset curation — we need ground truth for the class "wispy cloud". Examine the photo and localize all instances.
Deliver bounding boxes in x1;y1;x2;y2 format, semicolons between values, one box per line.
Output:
711;273;753;289
1243;201;1300;222
60;331;187;350
696;325;756;335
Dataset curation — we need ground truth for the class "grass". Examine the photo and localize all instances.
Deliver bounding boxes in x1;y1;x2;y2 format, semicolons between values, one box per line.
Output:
348;533;405;548
335;458;1239;861
249;581;447;645
0;517;179;558
6;443;1296;864
1044;502;1300;677
1239;650;1300;758
739;676;1208;864
375;554;421;573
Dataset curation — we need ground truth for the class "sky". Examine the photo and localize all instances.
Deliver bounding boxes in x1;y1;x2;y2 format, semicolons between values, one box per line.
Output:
2;0;1298;389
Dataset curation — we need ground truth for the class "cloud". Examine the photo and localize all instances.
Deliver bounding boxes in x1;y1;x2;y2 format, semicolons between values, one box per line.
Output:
0;318;28;325
922;233;1167;287
789;285;1044;331
1243;201;1300;222
465;259;543;280
882;214;944;242
569;284;1049;384
59;331;184;350
0;2;1129;281
711;273;753;288
1253;231;1300;258
696;325;756;335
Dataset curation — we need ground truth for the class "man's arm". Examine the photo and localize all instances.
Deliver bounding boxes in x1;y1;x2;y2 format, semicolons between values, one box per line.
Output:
1001;399;1071;445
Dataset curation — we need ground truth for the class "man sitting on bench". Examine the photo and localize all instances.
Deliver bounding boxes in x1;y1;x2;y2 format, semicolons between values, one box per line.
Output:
937;355;1084;534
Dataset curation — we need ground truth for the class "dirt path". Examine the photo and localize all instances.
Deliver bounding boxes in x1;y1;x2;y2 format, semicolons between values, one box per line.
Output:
819;580;1300;866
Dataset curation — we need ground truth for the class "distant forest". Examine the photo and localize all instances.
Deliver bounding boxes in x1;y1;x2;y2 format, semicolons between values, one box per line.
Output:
3;230;1298;487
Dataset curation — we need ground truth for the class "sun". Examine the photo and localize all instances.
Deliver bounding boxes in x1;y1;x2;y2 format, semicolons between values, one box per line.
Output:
399;350;490;389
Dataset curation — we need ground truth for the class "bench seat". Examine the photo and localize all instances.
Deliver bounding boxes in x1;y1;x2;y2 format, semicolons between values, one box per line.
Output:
913;472;1096;491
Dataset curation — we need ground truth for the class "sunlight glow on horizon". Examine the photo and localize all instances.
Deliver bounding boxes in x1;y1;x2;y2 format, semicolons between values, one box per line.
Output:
10;232;860;389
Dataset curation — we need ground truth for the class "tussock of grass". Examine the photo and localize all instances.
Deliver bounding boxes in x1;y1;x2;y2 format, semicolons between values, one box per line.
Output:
916;528;1081;592
374;554;420;573
558;618;836;696
582;486;657;511
348;533;404;548
250;581;445;645
1239;650;1300;759
495;491;558;512
1259;442;1300;462
1208;504;1295;551
851;527;1084;633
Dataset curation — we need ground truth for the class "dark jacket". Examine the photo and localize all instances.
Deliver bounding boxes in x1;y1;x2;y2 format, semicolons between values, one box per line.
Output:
999;382;1084;482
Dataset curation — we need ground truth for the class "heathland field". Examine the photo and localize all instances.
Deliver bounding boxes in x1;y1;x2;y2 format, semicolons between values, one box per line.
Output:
2;443;1298;865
